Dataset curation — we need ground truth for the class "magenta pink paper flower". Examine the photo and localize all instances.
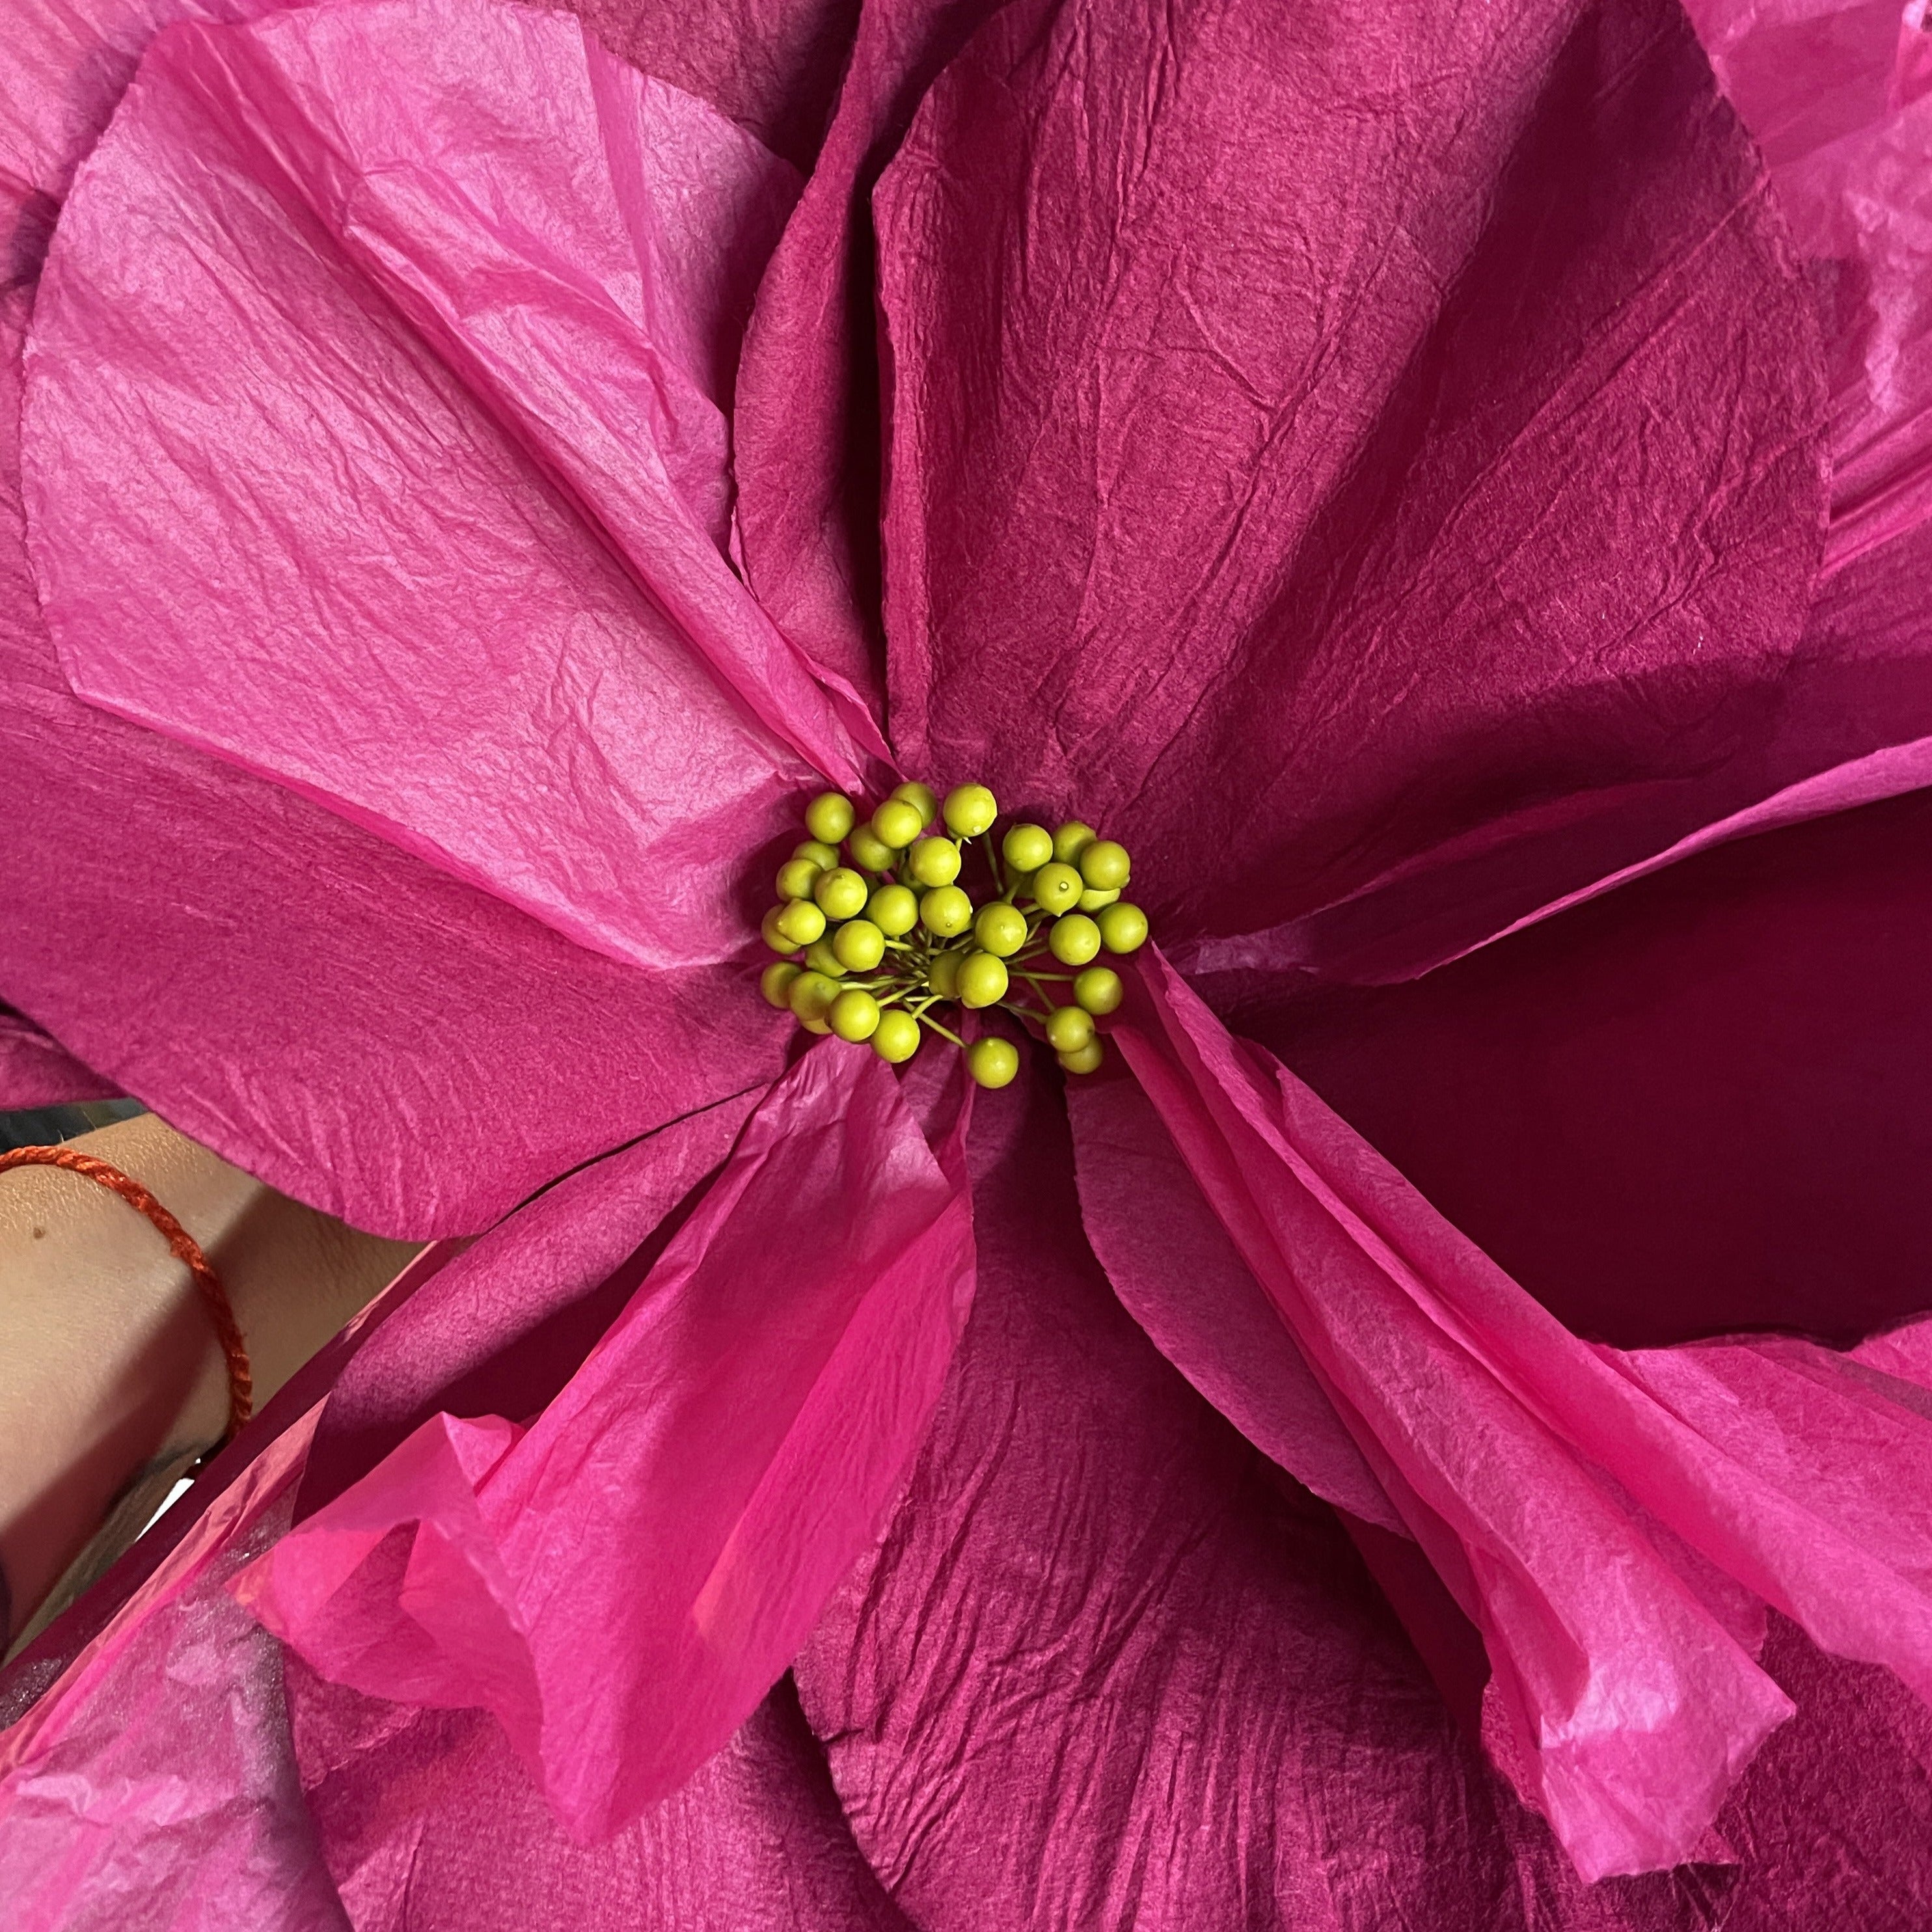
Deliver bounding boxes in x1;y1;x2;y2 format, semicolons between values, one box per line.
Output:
7;0;1932;1922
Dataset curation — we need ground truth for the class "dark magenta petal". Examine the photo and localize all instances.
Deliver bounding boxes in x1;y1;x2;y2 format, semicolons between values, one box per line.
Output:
286;1666;913;1931
1113;947;1932;1877
873;0;1829;972
237;1044;975;1840
25;0;877;974
1243;779;1932;1350
735;0;1003;726
0;1008;111;1109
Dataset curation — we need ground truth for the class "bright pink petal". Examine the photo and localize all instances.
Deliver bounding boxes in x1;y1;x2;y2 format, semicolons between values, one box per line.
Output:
795;1069;1716;1925
1242;780;1932;1348
873;0;1829;975
24;0;877;975
734;0;1002;723
0;1007;112;1109
1687;0;1932;558
1116;946;1932;1877
238;1042;975;1839
0;1406;910;1929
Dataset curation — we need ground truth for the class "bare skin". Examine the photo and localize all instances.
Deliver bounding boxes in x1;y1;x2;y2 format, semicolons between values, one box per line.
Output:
0;1113;418;1648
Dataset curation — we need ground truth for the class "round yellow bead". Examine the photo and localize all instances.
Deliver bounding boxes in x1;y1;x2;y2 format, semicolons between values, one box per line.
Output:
830;988;882;1042
872;798;925;849
849;825;897;873
1044;1004;1095;1054
1002;822;1054;873
908;836;962;888
761;907;800;955
957;951;1010;1009
776;856;823;902
1074;966;1123;1015
1097;901;1149;954
804;939;845;979
832;918;886;972
805;792;856;843
1048;913;1102;966
760;961;803;1009
1057;1037;1106;1076
1078;886;1120;912
942;783;998;837
967;1036;1021;1089
776;899;827;947
1029;861;1083;914
793;839;841;871
1052;821;1098;865
973;902;1029;958
928;950;963;999
814;865;870;921
787;970;842;1024
868;883;919;936
871;1009;921;1064
1078;839;1130;891
919;884;973;938
890;781;938;825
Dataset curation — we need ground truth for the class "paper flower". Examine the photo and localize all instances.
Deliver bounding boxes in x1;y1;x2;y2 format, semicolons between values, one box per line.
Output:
6;0;1932;1919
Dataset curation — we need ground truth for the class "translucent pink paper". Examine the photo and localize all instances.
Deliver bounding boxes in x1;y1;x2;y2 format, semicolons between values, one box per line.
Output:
239;1044;975;1839
1100;947;1932;1876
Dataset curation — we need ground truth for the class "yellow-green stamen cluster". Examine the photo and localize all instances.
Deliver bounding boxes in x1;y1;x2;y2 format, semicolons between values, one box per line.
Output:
757;782;1149;1088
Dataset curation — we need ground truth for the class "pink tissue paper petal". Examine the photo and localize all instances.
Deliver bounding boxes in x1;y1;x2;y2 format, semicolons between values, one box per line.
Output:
734;0;1003;724
794;1067;1709;1927
0;1406;345;1931
24;0;873;973
1687;0;1932;560
0;265;785;1237
875;0;1829;980
239;1041;975;1838
1116;946;1932;1879
0;1007;113;1109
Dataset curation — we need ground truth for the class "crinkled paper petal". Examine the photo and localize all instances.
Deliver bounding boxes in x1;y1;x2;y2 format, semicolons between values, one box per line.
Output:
796;1069;1726;1926
1114;947;1932;1878
238;1044;974;1840
734;0;1003;720
24;0;874;973
875;0;1830;977
1688;0;1932;558
0;1406;912;1930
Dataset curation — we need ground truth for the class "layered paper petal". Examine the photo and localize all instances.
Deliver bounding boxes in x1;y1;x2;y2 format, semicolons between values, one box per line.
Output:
1112;947;1932;1877
735;0;1004;719
1687;0;1932;558
0;218;783;1238
794;1069;1722;1926
24;0;875;973
0;1408;914;1931
238;1043;974;1839
1238;780;1932;1348
874;0;1829;976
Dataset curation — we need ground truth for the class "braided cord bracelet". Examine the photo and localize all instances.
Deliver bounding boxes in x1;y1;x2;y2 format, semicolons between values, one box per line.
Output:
0;1145;253;1439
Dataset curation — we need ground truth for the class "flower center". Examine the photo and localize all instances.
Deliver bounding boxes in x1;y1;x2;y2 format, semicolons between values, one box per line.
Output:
757;782;1149;1088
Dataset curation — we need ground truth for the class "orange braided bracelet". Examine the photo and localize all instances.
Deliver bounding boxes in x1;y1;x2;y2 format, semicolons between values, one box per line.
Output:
0;1145;253;1439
